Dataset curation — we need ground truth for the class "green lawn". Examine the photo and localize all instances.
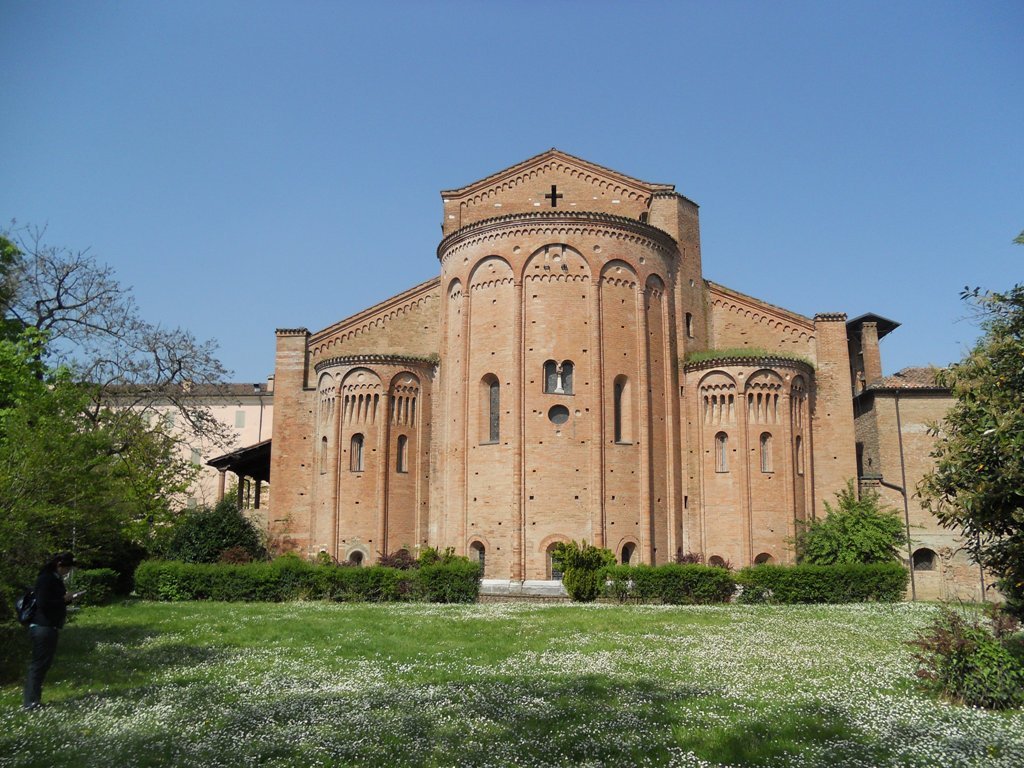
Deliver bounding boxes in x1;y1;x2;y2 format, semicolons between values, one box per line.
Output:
1;601;1021;767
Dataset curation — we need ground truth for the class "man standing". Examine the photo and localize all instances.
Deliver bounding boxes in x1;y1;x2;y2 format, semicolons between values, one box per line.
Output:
24;552;82;710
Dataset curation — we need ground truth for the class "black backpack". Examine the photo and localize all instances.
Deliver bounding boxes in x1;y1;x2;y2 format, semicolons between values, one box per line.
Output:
15;589;37;626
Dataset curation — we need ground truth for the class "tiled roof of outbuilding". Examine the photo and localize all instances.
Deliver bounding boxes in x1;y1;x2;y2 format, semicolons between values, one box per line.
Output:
867;367;947;391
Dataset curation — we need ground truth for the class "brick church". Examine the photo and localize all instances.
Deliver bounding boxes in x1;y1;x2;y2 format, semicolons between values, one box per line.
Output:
265;149;981;596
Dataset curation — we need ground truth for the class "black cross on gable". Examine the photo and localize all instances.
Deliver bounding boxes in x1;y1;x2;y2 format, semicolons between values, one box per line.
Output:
544;184;563;208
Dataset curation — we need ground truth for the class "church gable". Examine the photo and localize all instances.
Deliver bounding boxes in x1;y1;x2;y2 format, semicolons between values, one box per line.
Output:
440;149;674;235
308;278;441;363
707;282;816;358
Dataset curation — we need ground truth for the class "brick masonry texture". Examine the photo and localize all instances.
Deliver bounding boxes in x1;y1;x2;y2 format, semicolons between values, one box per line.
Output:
268;149;982;598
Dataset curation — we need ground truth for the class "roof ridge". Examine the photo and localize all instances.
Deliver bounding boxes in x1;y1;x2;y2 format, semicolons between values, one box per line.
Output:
440;149;675;197
308;276;441;343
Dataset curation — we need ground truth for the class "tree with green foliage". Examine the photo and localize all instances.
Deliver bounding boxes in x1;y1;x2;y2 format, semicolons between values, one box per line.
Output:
920;268;1024;618
0;327;197;610
156;497;266;564
794;481;907;565
551;540;616;602
0;224;230;613
0;236;23;341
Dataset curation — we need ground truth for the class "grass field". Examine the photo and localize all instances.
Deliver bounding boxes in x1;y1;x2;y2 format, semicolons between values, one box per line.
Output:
1;601;1021;767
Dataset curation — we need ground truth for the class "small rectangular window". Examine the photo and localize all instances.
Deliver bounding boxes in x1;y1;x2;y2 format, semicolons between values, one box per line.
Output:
190;448;202;465
396;435;409;473
235;410;246;428
760;433;773;473
715;432;729;473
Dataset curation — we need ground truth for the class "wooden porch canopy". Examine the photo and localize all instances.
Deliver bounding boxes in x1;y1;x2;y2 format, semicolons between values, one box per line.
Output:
207;439;271;509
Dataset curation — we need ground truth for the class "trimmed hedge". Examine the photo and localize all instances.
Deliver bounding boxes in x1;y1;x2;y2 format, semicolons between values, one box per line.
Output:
736;562;909;604
417;561;482;603
0;621;27;684
134;557;480;604
603;564;736;604
69;568;119;606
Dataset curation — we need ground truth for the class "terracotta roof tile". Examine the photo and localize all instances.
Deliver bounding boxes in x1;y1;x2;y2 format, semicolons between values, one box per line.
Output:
868;367;946;390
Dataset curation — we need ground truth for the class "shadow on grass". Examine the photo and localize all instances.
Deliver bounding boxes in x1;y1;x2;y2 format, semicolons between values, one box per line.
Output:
1;621;233;700
3;673;899;768
672;699;890;766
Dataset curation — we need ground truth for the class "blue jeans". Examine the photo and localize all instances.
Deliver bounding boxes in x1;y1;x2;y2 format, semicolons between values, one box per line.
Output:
24;625;59;708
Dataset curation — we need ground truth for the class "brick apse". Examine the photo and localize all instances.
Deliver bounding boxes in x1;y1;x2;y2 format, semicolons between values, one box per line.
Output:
267;149;981;595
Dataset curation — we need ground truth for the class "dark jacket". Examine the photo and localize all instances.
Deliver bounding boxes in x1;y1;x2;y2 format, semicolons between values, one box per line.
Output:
32;568;67;629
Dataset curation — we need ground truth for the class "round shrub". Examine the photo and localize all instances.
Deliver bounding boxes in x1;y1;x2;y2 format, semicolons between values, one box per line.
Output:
551;541;615;602
161;498;266;564
912;607;1024;710
563;567;603;603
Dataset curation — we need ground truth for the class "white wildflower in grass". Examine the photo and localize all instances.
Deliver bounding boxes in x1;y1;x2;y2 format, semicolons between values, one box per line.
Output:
0;600;1021;767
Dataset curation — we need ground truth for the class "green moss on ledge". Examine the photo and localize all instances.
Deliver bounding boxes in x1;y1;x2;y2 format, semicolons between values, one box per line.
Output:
683;348;815;369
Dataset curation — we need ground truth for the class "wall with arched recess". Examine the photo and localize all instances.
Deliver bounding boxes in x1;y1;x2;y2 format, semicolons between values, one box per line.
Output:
434;202;681;578
302;358;435;563
385;370;425;554
335;367;384;557
312;371;339;552
685;357;815;567
644;273;673;563
522;244;595;577
599;259;644;559
435;278;466;552
463;256;516;571
789;374;810;525
743;368;792;563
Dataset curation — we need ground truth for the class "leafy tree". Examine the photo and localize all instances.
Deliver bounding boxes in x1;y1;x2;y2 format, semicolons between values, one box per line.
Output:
0;224;230;611
920;272;1024;618
0;236;22;340
794;481;907;565
157;497;266;564
0;330;198;611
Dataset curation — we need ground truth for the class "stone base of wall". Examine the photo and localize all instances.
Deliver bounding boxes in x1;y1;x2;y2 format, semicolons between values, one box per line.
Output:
479;579;568;599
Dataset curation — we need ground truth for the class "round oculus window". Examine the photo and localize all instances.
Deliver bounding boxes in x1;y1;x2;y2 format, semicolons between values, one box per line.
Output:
548;405;570;425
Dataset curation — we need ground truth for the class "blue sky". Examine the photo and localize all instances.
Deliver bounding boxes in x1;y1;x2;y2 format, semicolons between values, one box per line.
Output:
2;1;1021;383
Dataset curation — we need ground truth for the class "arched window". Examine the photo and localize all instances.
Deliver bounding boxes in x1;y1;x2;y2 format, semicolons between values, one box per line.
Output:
481;375;499;443
708;555;727;568
685;312;694;338
621;542;636;565
754;552;774;565
795;436;804;476
469;541;485;574
350;433;364;472
614;375;631;443
715;432;728;473
546;542;563;580
320;436;328;474
543;360;574;395
348;551;364;566
912;548;937;571
396;434;408;473
560;361;573;395
544;360;558;393
760;432;773;473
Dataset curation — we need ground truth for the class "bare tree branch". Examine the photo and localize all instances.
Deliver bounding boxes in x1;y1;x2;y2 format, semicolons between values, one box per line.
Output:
2;222;234;448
